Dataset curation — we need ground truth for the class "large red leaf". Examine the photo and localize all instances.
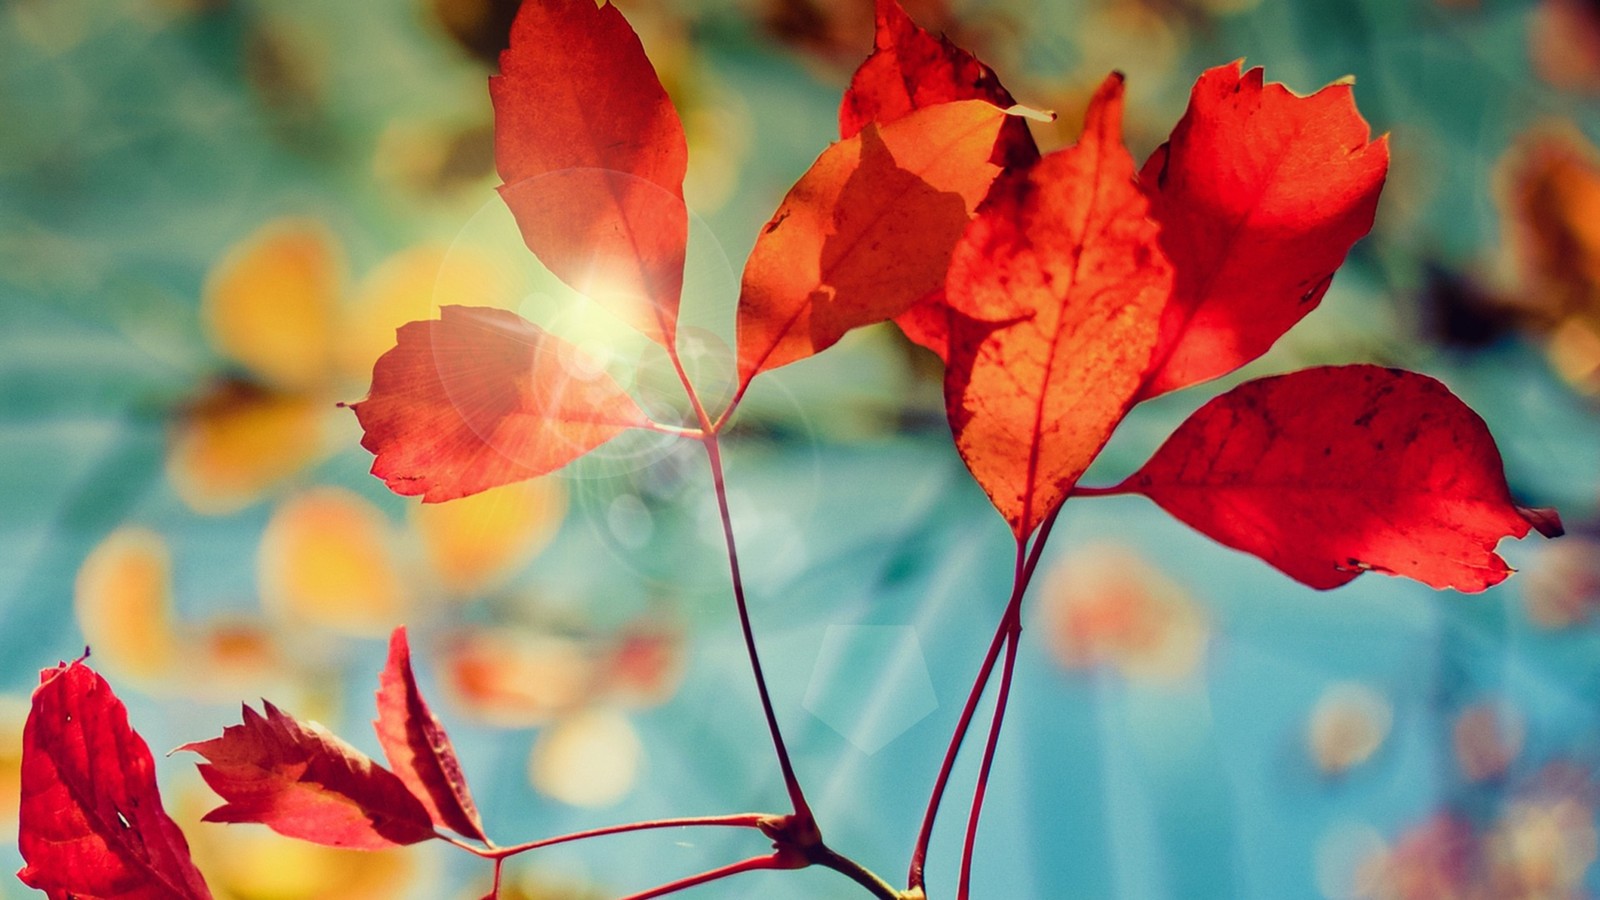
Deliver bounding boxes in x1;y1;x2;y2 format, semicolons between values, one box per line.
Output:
736;100;1012;384
838;0;1039;361
1109;365;1561;591
179;701;437;850
1137;62;1389;399
944;75;1172;539
374;626;487;842
490;0;687;346
17;659;213;900
350;305;650;503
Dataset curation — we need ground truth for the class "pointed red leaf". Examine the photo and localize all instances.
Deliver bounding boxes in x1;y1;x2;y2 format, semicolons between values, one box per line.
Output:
374;626;487;842
737;100;1011;384
839;0;1039;361
839;0;1037;164
490;0;687;345
944;75;1172;538
350;305;650;503
1112;365;1559;591
179;701;436;850
1138;62;1389;398
17;659;213;900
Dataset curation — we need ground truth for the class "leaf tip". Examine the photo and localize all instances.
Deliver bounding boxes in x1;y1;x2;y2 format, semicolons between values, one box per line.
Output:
1517;505;1565;539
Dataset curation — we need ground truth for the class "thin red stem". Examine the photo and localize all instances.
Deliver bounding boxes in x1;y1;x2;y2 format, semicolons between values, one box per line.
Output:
908;509;1062;893
905;577;1015;890
1068;484;1124;497
617;853;785;900
710;379;749;433
489;857;504;898
957;622;1021;900
702;432;814;820
444;814;770;860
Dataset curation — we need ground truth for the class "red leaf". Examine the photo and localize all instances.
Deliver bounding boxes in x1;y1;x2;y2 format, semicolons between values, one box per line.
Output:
1137;62;1389;399
350;306;650;503
1112;365;1559;591
944;75;1171;538
179;701;437;850
374;626;487;842
736;100;1012;384
839;0;1036;164
838;0;1039;360
17;659;213;900
490;0;687;345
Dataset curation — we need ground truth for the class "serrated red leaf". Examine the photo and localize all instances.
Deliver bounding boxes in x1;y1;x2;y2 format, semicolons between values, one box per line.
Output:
490;0;687;345
179;701;436;850
944;75;1171;539
350;305;650;503
838;0;1039;361
374;627;487;842
1113;365;1558;591
17;659;213;900
736;100;1012;384
1137;62;1389;399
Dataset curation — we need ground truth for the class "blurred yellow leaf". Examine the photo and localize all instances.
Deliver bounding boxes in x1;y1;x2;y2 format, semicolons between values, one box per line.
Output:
258;488;412;637
1306;683;1393;776
338;243;520;386
411;477;566;597
0;696;27;837
203;218;342;391
73;526;180;684
180;786;427;900
528;708;642;808
167;379;330;514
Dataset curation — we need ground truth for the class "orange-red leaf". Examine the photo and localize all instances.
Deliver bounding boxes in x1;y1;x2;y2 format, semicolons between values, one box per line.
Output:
737;100;1011;384
374;627;486;842
838;0;1039;361
179;701;436;850
490;0;687;345
18;659;213;900
1138;63;1389;399
350;306;649;503
1111;365;1560;591
839;0;1037;165
945;75;1171;538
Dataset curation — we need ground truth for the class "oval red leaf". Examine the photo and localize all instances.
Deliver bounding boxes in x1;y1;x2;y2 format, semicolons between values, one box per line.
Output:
179;701;437;850
1114;365;1559;591
945;75;1171;538
1138;62;1389;399
18;659;213;900
736;100;1011;385
490;0;687;345
350;306;650;503
374;627;487;842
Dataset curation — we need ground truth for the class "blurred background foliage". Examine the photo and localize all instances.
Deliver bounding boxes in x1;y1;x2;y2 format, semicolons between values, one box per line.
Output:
3;0;1600;897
